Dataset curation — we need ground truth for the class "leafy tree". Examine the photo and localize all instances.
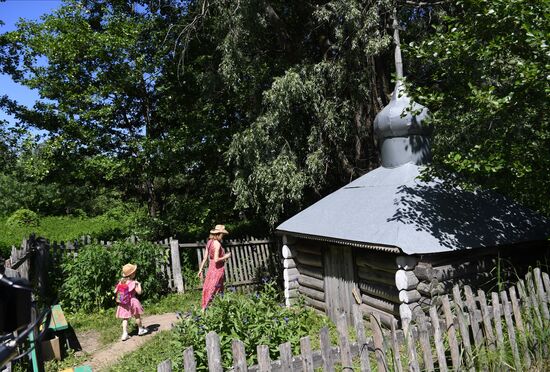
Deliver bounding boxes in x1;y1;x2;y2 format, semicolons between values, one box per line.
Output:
406;0;550;215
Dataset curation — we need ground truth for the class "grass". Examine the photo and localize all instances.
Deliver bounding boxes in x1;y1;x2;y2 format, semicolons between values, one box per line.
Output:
0;215;131;258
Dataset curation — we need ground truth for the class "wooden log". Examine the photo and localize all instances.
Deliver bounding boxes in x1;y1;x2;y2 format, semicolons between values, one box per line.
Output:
183;346;196;372
429;306;448;372
298;285;324;302
395;270;419;291
396;255;418;270
303;296;326;312
283;268;299;281
526;274;544;327
413;262;434;281
370;313;387;372
296;263;323;280
491;292;505;351
356;253;397;273
284;279;299;290
295;252;323;268
441;296;460;371
500;291;521;371
453;297;474;370
298;275;324;292
542;272;550;304
360;304;396;328
352;304;372;372
361;294;399;315
319;327;334;372
299;337;314;372
336;313;352;371
430;259;496;282
206;331;223;372
417;280;445;297
283;258;296;269
295;244;322;256
157;360;172;372
399;289;421;304
279;342;294;372
257;345;271;372
285;288;298;299
357;266;396;286
282;245;294;259
417;316;435;372
358;281;400;303
170;239;185;293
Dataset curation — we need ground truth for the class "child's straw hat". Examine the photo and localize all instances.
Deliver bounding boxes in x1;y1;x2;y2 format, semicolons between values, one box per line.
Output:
122;263;137;278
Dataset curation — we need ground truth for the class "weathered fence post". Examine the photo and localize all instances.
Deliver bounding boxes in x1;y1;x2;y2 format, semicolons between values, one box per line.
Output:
206;331;223;372
170;239;184;293
299;336;314;372
319;326;334;372
370;313;387;372
352;304;372;372
157;359;172;372
257;345;271;372
429;306;447;372
183;346;196;372
279;342;294;372
336;312;352;371
232;339;248;372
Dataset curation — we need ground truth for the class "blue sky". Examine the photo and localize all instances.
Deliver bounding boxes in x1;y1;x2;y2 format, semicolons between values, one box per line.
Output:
0;0;62;128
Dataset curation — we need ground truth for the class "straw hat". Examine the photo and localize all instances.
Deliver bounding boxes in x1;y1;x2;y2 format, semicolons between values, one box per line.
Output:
122;263;137;278
210;224;229;235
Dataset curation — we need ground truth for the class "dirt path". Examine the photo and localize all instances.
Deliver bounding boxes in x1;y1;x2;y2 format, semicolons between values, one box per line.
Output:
77;312;179;371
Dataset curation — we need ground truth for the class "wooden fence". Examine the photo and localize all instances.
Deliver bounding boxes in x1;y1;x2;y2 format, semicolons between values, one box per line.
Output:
5;235;281;293
154;267;550;371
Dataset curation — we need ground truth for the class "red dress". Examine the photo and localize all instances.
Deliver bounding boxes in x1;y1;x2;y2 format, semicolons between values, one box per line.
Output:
201;239;226;309
115;280;144;319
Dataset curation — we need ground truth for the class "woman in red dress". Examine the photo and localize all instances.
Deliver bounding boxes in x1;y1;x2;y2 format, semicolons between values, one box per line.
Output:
198;224;231;311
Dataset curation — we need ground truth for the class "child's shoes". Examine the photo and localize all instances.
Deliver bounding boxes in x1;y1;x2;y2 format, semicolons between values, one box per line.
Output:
121;332;129;341
138;327;148;336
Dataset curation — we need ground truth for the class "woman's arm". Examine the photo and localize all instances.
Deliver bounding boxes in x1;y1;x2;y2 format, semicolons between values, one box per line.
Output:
197;248;208;278
213;241;231;263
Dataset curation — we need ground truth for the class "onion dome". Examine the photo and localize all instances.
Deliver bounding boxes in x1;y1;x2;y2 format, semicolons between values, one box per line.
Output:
373;81;431;168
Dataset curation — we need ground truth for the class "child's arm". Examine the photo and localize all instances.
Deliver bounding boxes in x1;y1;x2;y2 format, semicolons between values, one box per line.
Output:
134;281;142;295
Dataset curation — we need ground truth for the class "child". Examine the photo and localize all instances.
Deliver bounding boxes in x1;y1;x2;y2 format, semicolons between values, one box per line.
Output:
115;263;147;341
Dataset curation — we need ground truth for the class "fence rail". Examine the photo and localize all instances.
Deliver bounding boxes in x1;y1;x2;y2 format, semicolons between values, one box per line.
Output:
155;267;550;371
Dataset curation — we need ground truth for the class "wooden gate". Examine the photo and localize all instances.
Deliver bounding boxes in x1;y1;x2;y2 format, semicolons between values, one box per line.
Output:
323;245;358;323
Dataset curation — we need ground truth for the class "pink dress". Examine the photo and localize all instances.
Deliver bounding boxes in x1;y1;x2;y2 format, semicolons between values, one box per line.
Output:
201;239;226;309
115;280;144;319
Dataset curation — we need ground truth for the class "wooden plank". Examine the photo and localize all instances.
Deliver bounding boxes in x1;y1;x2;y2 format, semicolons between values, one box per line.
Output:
429;306;448;372
279;342;294;372
509;286;531;368
358;281;400;303
157;359;172;372
452;285;465;311
361;294;399;315
370;313;387;372
319;327;334;372
183;346;196;372
298;284;325;302
389;319;403;372
352;305;372;372
206;331;223;372
232;339;248;372
257;345;271;372
463;285;483;348
336;312;352;370
477;289;495;351
295;252;323;268
403;322;421;372
453;294;474;371
533;268;550;320
299;337;314;372
299;274;324;292
417;315;435;372
356;253;397;273
491;292;505;356
500;291;521;371
357;266;396;286
295;263;323;280
170;239;184;293
526;273;544;327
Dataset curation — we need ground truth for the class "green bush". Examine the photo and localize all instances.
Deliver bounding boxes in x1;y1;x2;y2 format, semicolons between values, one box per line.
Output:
172;283;332;371
60;242;169;312
6;208;39;228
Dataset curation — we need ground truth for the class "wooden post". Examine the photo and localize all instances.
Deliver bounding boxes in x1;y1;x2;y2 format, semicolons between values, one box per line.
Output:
500;291;522;371
319;326;334;372
463;285;483;348
370;313;387;372
279;342;294;372
206;331;223;372
509;286;531;367
417;315;434;372
453;295;474;371
183;346;196;372
477;289;495;351
533;268;550;320
429;306;448;372
257;345;271;372
491;291;506;366
299;337;314;372
157;360;172;372
352;305;372;372
441;296;460;370
403;322;420;372
170;239;184;293
336;312;352;370
232;340;248;372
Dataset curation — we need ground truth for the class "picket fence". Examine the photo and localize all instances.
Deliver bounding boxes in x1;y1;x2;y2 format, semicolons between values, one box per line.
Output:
5;235;281;293
154;268;550;372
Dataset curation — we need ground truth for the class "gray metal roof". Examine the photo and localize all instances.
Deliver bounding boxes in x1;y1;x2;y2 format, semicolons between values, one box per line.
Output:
276;163;550;255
